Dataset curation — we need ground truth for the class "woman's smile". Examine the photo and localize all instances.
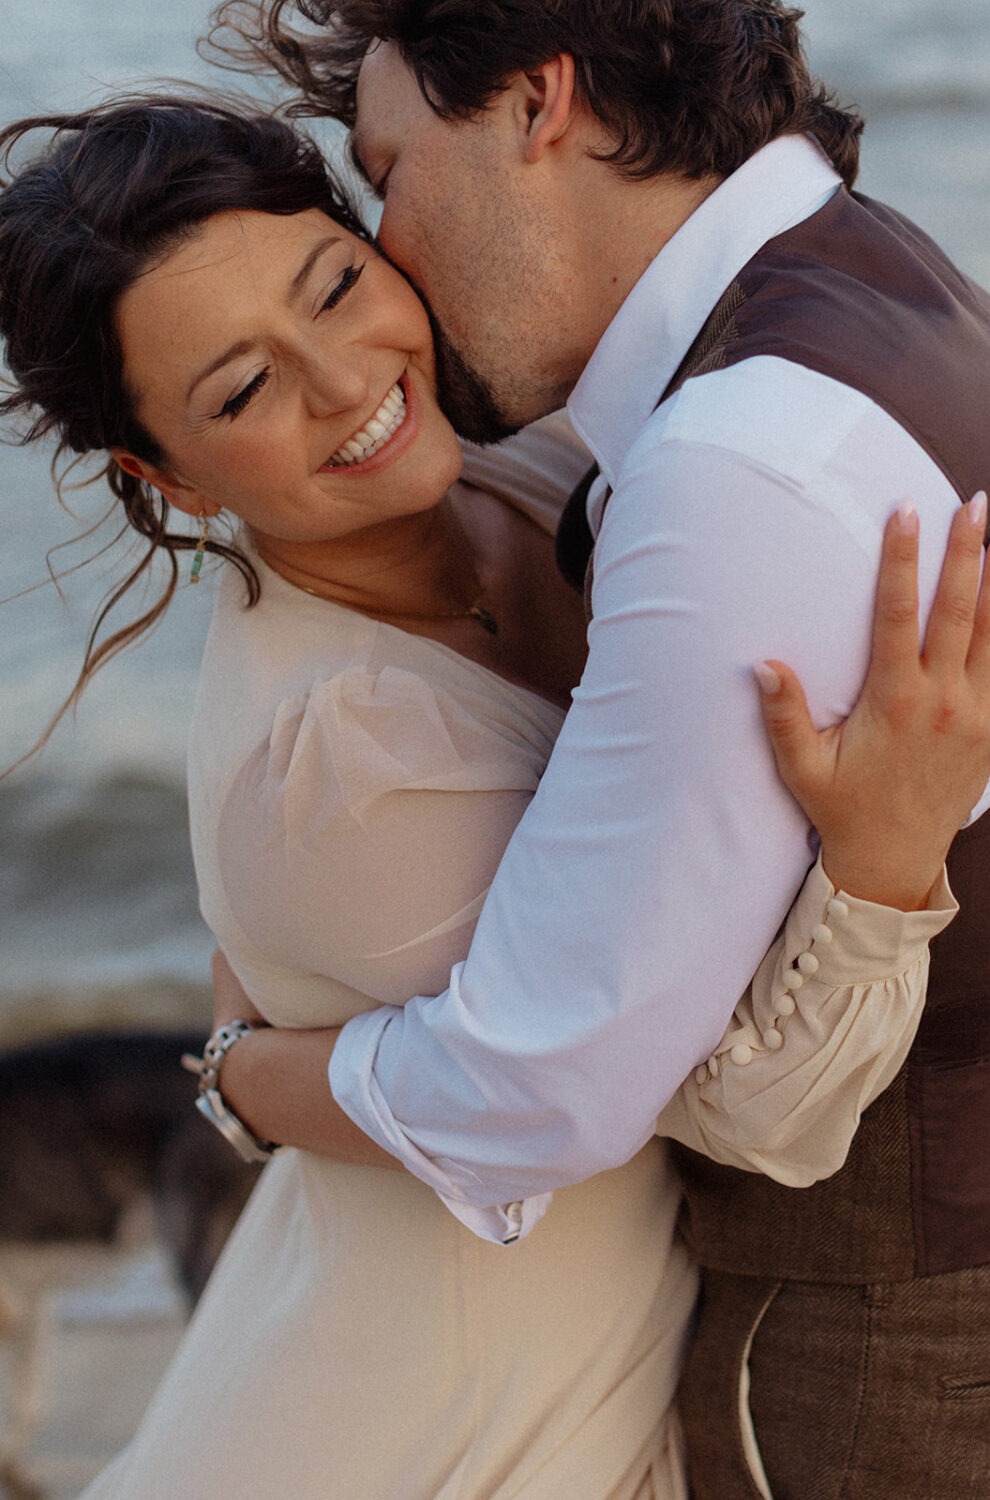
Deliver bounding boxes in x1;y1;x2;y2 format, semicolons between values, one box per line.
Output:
113;208;464;550
321;376;415;473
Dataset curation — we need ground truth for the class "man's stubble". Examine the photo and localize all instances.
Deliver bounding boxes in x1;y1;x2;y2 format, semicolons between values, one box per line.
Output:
424;300;524;447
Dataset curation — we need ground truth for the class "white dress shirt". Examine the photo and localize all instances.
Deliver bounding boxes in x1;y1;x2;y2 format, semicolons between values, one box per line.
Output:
330;134;990;1242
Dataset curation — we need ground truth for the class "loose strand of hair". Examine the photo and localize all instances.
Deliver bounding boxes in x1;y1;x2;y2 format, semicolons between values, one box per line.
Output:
2;485;259;777
204;1;366;124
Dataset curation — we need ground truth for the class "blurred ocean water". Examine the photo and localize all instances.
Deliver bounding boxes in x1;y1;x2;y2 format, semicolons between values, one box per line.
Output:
0;0;988;1037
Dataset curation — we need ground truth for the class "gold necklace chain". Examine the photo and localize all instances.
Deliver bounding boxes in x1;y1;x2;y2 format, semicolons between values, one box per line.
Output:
297;582;498;634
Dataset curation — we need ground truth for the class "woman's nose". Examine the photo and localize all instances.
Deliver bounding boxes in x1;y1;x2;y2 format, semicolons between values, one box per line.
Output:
300;350;369;419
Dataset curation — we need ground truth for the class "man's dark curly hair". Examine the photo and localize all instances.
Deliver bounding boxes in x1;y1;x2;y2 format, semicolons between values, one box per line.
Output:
208;0;862;186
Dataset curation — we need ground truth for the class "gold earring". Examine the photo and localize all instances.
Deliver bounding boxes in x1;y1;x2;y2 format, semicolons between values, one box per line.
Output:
191;513;209;583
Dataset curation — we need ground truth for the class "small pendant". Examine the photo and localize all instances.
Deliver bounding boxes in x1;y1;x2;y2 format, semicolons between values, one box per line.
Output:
471;605;499;635
191;513;209;584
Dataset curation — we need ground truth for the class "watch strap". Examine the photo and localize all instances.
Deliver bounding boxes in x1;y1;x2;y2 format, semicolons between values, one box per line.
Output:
192;1019;278;1163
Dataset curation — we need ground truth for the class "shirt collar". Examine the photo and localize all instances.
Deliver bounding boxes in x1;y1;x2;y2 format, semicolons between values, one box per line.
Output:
567;134;842;487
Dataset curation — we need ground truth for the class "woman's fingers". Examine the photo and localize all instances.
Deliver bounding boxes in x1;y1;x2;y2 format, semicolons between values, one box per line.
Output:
922;491;988;670
755;659;832;808
863;503;921;687
754;498;990;909
862;492;988;689
965;497;990;678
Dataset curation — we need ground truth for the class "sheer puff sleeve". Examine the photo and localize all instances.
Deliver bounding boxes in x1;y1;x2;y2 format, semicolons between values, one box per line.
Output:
656;854;957;1185
215;659;560;1025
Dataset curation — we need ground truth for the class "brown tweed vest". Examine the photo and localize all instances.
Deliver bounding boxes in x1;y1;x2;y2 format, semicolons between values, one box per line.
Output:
558;185;990;1280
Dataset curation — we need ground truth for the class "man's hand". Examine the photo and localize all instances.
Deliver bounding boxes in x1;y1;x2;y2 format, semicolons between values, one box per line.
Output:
757;493;990;910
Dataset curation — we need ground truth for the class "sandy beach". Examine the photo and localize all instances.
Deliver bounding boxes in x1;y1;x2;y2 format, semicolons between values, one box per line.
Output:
0;994;254;1500
0;1242;188;1499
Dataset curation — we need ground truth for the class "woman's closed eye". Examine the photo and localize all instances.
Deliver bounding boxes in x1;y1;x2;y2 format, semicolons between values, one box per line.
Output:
320;261;364;314
218;368;270;420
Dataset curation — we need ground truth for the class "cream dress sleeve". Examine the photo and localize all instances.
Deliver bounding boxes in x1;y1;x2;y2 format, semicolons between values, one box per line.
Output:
656;855;956;1184
208;643;565;1026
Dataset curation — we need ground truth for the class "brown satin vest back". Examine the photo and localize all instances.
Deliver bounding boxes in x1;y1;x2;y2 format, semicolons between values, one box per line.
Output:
676;188;990;1280
559;184;990;1280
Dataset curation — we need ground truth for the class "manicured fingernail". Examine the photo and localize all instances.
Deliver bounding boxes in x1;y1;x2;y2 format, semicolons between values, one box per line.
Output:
754;662;781;695
968;491;987;529
896;502;918;534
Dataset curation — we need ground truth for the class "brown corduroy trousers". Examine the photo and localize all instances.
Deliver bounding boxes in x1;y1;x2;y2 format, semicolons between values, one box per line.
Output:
679;1265;990;1498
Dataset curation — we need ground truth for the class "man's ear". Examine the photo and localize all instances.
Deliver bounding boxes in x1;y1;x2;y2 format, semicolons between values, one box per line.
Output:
111;449;219;520
513;54;578;164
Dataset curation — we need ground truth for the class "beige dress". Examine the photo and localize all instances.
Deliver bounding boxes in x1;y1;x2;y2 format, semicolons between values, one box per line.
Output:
79;419;953;1500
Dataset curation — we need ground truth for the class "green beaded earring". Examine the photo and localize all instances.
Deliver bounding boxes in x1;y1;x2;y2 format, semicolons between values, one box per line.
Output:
191;513;209;583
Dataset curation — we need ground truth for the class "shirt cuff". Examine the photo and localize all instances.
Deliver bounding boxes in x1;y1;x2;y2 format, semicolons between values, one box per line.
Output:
330;1006;553;1244
788;853;956;986
432;1190;553;1244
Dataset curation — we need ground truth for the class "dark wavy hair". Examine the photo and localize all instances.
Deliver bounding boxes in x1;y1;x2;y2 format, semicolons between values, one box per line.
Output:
0;93;367;757
207;0;863;186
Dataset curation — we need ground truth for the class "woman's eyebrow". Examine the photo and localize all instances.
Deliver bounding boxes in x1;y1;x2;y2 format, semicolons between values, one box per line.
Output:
185;236;345;401
186;338;257;402
289;235;344;298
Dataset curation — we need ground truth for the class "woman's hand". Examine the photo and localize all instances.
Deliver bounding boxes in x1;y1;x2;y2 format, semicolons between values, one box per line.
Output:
757;493;990;910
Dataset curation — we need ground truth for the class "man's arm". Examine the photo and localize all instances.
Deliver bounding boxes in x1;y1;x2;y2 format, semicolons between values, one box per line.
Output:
211;485;990;1198
209;408;987;1240
330;367;976;1235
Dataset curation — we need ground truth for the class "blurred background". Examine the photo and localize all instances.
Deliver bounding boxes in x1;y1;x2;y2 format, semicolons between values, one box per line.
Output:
0;3;345;1052
1;0;989;1052
0;2;987;1493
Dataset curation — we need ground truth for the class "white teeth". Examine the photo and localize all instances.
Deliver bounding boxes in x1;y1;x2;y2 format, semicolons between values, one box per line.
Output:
327;384;407;467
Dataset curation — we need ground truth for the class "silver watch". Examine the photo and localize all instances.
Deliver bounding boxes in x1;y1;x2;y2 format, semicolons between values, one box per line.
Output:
193;1020;277;1164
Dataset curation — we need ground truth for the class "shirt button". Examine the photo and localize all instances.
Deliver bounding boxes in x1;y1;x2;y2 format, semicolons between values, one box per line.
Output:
502;1202;524;1244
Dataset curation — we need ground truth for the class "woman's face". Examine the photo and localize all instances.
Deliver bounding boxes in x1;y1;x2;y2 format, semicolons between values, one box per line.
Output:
114;208;464;549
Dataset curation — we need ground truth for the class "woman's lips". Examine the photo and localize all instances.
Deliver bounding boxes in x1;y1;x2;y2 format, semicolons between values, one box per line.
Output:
320;376;418;476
